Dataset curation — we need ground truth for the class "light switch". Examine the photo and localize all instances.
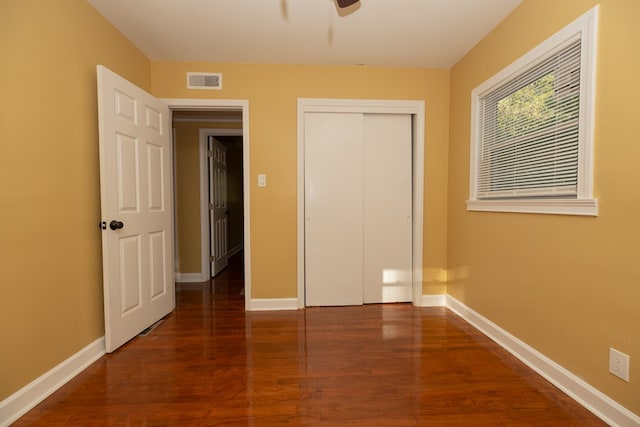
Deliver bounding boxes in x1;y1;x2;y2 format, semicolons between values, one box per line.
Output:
257;174;267;187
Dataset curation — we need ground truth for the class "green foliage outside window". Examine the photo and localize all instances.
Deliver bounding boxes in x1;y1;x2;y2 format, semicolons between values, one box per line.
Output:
496;70;580;141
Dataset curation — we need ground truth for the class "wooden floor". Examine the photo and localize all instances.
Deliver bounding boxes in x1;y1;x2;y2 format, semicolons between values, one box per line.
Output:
14;253;605;426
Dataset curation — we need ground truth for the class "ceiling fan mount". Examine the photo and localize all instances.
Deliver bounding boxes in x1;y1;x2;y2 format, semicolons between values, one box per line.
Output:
336;0;360;8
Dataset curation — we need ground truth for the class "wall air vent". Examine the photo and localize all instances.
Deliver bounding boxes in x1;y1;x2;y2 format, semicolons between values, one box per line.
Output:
187;72;222;90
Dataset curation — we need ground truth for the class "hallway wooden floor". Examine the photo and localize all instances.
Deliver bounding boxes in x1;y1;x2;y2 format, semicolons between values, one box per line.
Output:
14;253;605;426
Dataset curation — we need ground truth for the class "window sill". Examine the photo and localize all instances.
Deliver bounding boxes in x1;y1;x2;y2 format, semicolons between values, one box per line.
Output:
466;198;598;216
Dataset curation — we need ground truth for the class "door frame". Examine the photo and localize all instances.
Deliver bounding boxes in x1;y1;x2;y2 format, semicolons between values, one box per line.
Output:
164;98;251;310
297;98;425;308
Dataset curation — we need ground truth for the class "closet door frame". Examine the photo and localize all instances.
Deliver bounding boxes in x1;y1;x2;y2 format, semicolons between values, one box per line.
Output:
296;98;425;308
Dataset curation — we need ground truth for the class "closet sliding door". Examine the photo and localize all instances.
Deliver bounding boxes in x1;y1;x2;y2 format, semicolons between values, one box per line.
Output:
363;114;412;303
304;112;412;306
304;113;364;306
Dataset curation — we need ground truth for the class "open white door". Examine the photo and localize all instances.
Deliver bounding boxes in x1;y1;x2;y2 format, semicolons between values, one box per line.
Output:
97;65;175;353
209;136;229;276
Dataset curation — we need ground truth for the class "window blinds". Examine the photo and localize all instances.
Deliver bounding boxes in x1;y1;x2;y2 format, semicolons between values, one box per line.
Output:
477;38;582;199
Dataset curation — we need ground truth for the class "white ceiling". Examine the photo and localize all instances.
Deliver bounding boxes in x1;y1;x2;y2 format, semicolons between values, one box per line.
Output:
86;0;523;69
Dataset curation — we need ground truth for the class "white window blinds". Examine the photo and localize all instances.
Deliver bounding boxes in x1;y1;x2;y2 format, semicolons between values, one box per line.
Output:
477;38;581;199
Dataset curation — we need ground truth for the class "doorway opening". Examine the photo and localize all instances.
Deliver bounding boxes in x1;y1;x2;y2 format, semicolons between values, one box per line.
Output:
166;99;251;310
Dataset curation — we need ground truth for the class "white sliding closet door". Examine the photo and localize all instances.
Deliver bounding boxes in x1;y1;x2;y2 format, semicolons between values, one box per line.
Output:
304;112;412;306
305;113;364;306
363;114;412;303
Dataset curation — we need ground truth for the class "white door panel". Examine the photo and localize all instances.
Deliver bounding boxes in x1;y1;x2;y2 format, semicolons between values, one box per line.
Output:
304;113;364;306
210;137;229;276
119;236;141;313
149;230;168;299
97;65;174;353
363;114;413;303
147;142;165;211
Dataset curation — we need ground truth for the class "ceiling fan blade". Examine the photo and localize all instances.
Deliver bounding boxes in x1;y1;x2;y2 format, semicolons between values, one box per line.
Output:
336;0;359;8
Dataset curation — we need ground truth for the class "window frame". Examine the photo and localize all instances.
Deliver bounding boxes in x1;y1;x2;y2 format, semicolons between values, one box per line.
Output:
467;6;599;216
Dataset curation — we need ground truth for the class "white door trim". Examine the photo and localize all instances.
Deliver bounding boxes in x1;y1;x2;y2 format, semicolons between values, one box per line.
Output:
163;98;251;310
297;98;425;308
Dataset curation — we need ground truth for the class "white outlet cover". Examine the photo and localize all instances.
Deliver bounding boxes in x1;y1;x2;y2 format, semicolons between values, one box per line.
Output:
609;347;630;382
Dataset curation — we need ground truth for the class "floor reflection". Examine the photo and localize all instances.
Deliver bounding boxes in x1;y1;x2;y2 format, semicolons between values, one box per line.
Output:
12;251;605;426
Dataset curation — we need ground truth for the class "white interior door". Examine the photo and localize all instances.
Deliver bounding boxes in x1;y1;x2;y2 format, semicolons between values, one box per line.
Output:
304;112;412;306
363;114;413;303
209;136;229;276
304;112;364;306
97;65;175;353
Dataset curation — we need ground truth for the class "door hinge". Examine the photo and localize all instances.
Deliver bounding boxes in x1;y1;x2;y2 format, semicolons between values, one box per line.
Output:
209;203;214;210
207;150;214;158
210;255;215;262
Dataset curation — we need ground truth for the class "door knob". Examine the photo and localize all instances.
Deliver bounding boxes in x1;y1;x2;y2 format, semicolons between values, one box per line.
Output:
109;220;124;230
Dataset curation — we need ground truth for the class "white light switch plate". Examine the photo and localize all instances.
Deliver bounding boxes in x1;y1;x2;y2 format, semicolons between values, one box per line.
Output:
258;174;267;187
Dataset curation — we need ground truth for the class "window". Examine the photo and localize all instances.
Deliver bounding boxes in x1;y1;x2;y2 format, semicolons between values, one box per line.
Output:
467;6;599;216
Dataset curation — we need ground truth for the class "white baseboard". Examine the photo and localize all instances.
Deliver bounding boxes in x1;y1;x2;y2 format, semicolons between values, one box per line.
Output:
417;294;446;307
228;244;243;258
445;295;640;427
175;248;243;283
248;298;299;311
0;337;105;427
175;272;207;283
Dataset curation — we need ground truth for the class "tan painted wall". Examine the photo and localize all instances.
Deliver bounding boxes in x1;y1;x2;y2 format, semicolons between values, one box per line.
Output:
173;124;204;273
152;63;450;299
0;0;150;400
448;0;640;413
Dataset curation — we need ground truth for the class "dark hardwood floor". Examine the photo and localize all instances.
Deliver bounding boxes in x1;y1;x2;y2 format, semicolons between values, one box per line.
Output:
14;253;605;426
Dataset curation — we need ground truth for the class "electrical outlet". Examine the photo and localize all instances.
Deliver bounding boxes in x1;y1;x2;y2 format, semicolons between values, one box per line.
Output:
609;348;630;382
